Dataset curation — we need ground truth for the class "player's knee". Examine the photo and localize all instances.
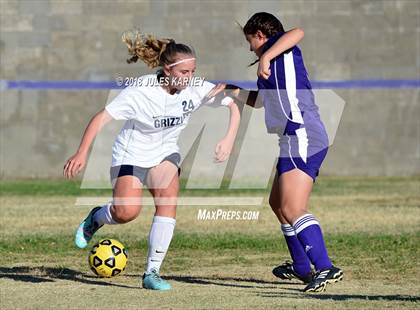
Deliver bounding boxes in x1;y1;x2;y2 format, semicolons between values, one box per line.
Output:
153;189;177;206
280;204;296;223
281;204;306;224
111;205;141;223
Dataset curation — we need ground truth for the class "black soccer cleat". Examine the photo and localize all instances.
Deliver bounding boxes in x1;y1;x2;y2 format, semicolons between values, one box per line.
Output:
303;265;343;293
272;261;313;284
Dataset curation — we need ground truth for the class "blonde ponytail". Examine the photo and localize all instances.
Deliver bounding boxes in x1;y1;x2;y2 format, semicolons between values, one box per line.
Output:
121;28;195;69
121;29;174;68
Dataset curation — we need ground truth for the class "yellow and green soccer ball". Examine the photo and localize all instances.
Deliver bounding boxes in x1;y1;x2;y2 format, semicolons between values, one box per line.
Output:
88;239;128;277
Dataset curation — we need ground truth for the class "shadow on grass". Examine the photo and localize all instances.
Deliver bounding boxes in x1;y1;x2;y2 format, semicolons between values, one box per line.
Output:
0;266;138;289
163;274;297;289
257;290;420;302
161;274;420;303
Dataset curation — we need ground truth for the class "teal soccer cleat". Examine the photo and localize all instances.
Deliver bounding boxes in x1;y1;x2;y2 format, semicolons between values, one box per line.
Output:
142;269;171;291
74;206;103;249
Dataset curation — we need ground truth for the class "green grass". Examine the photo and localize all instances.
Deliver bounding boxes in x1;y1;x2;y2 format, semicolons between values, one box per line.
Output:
2;232;419;255
2;232;418;278
0;179;112;197
2;176;419;196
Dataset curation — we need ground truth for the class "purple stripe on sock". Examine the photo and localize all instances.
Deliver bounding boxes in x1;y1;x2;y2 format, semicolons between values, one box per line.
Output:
281;226;295;233
294;216;317;230
293;214;316;228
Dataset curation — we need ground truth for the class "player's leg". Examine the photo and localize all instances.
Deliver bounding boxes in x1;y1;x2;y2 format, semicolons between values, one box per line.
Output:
142;159;179;290
109;174;143;223
279;168;342;292
269;172;312;283
74;166;143;249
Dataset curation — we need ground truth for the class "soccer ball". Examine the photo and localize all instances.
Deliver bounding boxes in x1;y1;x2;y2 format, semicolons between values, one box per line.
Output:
88;239;128;277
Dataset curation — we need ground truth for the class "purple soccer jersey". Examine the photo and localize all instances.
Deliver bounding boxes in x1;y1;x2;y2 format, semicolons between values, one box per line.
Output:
257;32;329;180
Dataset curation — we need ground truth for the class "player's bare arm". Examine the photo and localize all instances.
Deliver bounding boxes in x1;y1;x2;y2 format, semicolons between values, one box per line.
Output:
258;28;304;79
63;108;113;179
203;83;241;162
214;99;240;162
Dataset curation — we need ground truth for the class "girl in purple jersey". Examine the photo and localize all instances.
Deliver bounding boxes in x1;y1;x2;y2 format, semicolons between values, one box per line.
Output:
240;12;343;292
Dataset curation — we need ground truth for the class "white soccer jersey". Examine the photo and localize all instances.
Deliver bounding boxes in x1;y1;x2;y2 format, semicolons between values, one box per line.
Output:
105;74;232;168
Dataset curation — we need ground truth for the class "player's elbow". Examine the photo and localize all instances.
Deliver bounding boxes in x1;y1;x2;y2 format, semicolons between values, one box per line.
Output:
95;108;113;125
296;28;304;40
229;100;241;118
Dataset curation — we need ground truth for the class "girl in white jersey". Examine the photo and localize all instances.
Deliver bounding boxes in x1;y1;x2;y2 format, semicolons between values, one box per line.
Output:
63;30;240;290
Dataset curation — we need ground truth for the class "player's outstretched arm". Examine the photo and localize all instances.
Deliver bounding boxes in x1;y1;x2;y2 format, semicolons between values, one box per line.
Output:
63;108;113;179
258;27;305;79
214;100;241;162
225;85;262;109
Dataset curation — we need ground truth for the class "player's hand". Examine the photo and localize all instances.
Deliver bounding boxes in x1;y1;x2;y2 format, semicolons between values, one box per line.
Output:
205;83;226;102
257;56;271;79
63;151;87;179
214;138;233;163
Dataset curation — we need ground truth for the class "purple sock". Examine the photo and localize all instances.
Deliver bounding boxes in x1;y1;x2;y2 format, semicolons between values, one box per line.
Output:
281;223;312;276
293;214;332;272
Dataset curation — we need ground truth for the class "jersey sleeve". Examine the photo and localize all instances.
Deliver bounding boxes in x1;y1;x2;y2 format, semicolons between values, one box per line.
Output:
105;87;138;120
197;80;233;107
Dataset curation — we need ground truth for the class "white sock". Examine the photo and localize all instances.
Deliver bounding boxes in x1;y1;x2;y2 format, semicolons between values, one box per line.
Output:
92;203;117;226
146;216;176;274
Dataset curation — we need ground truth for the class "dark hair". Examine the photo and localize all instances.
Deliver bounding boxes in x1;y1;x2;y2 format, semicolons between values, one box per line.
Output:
243;12;284;37
122;29;195;68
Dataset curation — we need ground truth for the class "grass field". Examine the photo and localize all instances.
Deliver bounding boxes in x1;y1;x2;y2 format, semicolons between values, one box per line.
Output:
0;176;419;309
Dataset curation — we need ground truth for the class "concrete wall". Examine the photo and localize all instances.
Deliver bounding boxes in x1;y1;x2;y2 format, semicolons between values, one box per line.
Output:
0;0;419;178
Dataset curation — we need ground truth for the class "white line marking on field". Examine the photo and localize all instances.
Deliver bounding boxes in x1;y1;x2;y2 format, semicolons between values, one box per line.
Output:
74;196;264;207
